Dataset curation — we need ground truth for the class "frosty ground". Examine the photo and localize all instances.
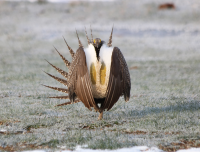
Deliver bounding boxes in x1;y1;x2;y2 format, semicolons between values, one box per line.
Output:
0;0;200;151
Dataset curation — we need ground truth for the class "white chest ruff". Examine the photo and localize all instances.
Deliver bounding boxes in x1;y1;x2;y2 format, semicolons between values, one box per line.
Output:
84;44;113;98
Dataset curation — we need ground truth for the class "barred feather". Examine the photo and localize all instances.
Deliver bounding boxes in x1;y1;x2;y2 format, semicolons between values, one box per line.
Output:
44;71;68;86
45;60;68;79
76;30;83;48
54;47;70;68
42;84;68;94
55;99;80;106
85;27;90;45
107;26;114;47
90;25;93;41
49;96;69;99
63;37;75;58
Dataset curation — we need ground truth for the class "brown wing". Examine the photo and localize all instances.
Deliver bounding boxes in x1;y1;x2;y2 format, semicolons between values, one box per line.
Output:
67;47;99;111
116;47;131;102
101;47;131;111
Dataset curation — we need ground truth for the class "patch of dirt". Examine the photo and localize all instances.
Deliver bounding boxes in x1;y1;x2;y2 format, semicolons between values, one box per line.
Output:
129;66;138;70
132;94;147;97
123;130;181;135
158;3;175;10
124;130;147;135
0;143;49;152
0;130;23;135
81;123;113;129
0;130;33;135
0;120;20;126
159;138;200;151
165;131;181;135
80;121;125;130
25;123;48;131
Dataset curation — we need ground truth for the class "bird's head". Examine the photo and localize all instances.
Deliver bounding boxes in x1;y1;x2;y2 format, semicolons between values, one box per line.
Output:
93;38;103;49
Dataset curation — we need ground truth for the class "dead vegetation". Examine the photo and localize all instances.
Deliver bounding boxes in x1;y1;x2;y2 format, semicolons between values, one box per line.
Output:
0;142;49;152
159;138;200;151
159;3;176;10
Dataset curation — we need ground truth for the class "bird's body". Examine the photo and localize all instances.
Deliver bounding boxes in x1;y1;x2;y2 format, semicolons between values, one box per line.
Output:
43;27;131;120
84;43;112;98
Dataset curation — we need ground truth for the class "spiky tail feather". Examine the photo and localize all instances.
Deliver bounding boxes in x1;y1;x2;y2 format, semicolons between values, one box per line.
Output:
90;25;93;41
45;60;68;79
49;96;69;99
63;36;75;58
55;99;80;106
76;30;83;48
42;84;68;94
107;26;114;47
43;71;68;86
85;27;90;45
54;47;70;68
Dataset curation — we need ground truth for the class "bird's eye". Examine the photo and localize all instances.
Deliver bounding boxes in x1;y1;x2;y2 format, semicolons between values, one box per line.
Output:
93;39;96;44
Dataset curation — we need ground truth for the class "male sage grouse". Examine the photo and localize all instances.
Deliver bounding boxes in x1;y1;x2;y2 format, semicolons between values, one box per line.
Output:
43;27;131;120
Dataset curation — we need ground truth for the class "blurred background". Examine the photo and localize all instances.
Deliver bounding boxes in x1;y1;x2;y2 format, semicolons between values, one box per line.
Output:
1;0;200;60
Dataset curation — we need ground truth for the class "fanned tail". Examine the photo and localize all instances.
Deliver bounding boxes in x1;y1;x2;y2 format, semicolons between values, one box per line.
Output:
44;32;86;107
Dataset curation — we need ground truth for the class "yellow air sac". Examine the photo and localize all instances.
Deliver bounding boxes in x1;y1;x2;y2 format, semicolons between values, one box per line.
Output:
100;62;106;85
90;63;96;84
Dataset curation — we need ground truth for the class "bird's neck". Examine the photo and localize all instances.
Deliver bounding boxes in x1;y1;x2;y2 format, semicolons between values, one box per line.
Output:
95;47;100;60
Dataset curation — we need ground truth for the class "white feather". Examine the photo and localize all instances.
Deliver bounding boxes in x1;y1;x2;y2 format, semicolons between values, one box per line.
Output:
84;44;97;73
99;44;113;76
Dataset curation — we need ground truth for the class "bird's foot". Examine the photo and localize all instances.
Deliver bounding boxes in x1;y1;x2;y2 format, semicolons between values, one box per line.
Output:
98;111;103;120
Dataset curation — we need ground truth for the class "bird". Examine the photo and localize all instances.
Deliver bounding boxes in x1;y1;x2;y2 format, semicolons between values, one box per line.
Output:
43;26;131;120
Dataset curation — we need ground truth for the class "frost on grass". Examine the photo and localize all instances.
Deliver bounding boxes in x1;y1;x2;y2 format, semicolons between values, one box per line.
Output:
0;0;200;151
